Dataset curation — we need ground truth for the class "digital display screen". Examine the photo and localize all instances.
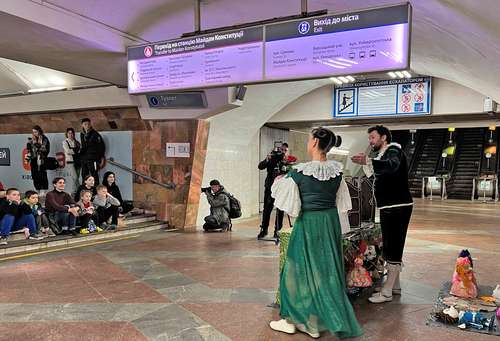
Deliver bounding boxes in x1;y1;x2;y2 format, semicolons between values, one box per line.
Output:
265;4;410;81
128;27;264;93
127;4;411;94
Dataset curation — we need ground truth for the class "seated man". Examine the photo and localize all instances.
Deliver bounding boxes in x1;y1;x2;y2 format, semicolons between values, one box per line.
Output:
45;177;80;235
202;180;230;232
93;185;120;230
0;188;41;245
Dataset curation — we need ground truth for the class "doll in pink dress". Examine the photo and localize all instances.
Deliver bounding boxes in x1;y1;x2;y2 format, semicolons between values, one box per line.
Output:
450;250;478;299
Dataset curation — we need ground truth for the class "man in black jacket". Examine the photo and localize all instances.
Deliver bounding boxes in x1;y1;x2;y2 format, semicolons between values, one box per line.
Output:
80;118;105;184
257;143;288;240
351;125;413;304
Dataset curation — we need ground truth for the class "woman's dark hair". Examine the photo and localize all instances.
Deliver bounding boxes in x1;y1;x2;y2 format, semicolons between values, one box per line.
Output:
65;128;75;138
311;127;342;153
83;175;95;184
102;171;116;187
367;125;392;143
32;125;44;135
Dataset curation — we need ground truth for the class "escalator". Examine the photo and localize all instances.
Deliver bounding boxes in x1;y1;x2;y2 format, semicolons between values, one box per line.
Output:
391;129;421;174
408;129;447;197
447;128;485;200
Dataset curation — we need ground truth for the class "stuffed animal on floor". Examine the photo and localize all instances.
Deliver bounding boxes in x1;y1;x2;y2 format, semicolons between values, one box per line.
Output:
450;249;478;299
347;255;373;288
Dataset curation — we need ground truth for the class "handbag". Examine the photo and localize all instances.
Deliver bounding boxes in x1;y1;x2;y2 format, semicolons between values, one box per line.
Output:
42;157;59;171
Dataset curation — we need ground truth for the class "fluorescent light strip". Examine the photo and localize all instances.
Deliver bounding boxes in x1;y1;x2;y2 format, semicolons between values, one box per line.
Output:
330;77;343;85
28;86;66;93
402;70;412;78
388;72;397;78
338;76;349;83
395;71;404;78
346;75;355;82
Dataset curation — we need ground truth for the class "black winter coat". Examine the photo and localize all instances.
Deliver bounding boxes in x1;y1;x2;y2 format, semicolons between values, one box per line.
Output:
80;129;105;162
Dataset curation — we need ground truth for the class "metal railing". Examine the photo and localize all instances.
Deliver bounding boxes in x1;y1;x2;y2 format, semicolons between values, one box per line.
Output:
107;158;176;190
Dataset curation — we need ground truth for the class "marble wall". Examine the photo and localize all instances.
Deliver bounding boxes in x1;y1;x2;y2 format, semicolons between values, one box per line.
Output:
132;120;209;230
0;107;148;133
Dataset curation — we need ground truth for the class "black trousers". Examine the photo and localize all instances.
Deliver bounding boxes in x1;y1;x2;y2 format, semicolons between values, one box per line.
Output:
260;187;284;231
97;206;119;225
379;205;413;264
81;160;99;184
30;161;48;190
80;213;99;229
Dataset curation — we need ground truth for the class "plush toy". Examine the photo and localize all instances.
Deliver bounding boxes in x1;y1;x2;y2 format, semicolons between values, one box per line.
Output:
450;250;478;299
347;255;373;288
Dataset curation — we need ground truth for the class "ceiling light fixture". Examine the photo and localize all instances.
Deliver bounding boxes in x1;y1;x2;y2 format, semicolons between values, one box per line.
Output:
395;71;404;78
28;86;66;93
338;76;349;83
388;72;397;78
402;70;412;78
346;75;355;82
329;77;343;85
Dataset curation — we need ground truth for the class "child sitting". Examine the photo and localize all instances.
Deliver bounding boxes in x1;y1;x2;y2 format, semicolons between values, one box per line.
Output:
93;185;120;230
0;188;42;244
21;190;50;237
77;190;102;234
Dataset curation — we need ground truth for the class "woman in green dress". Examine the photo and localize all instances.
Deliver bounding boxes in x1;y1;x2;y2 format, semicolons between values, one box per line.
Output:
269;127;363;339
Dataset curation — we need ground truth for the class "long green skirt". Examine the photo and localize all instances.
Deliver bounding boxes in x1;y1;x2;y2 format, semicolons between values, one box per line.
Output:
279;208;363;338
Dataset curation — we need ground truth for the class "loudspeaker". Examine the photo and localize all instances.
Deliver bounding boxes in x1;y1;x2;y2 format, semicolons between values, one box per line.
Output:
484;97;497;113
234;85;247;101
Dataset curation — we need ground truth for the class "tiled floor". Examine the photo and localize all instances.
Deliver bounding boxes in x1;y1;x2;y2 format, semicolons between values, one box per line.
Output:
0;198;498;340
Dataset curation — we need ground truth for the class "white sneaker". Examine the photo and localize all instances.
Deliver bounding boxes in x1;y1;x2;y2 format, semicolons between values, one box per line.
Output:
296;324;320;338
269;319;296;335
368;292;393;303
373;287;401;295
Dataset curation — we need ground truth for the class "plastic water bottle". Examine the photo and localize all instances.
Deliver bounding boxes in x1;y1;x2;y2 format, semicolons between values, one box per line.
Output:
88;219;96;233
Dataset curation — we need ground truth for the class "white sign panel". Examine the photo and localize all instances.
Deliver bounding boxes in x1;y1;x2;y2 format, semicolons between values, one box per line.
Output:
334;77;432;118
166;143;190;158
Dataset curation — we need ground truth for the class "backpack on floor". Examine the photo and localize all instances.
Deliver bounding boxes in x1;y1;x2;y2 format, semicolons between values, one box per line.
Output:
46;214;63;235
226;193;242;219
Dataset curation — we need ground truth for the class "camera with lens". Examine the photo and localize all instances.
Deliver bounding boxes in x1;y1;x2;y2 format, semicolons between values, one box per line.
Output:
270;141;285;162
201;187;211;194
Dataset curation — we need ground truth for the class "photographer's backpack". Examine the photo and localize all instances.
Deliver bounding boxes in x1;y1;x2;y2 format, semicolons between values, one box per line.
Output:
226;193;242;219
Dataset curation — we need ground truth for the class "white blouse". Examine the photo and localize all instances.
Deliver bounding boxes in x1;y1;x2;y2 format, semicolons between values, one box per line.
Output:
271;161;352;234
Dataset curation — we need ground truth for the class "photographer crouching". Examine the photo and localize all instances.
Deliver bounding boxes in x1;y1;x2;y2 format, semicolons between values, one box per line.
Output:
202;180;231;232
258;142;295;240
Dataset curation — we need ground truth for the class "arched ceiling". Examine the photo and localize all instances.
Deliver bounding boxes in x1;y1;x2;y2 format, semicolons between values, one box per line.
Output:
0;57;106;96
1;0;500;102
